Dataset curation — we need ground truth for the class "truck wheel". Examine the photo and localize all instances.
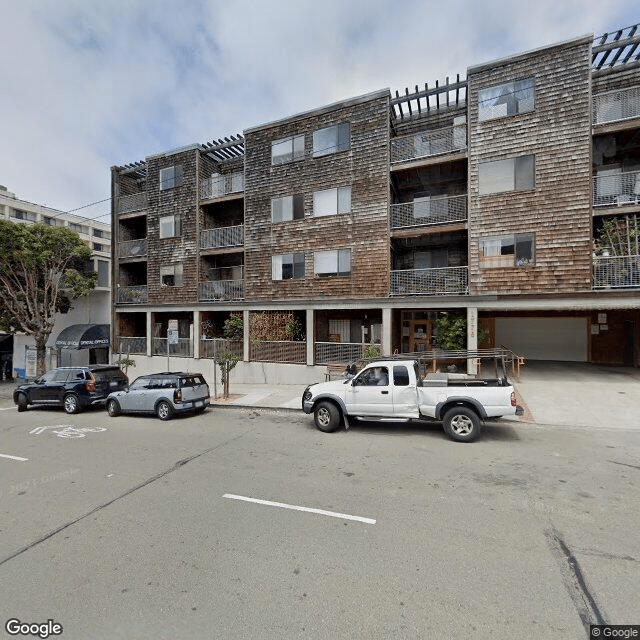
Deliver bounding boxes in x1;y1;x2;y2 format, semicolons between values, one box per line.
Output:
314;401;341;433
443;406;481;442
17;393;28;412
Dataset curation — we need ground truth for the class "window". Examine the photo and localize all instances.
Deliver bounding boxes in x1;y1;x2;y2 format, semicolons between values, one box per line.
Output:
356;366;389;387
159;165;183;190
478;78;535;122
68;222;88;234
272;195;304;222
93;228;104;238
93;242;105;252
11;209;33;221
42;216;57;226
313;186;351;217
314;249;351;277
272;253;305;280
97;260;109;287
159;215;180;239
160;264;183;286
479;233;535;268
313;123;350;157
271;135;305;165
478;155;535;195
393;366;410;386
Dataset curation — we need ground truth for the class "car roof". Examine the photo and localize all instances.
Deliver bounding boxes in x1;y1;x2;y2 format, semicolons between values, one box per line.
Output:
53;365;121;371
140;372;203;378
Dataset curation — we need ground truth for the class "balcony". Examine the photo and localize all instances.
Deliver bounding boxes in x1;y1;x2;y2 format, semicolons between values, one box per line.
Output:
594;85;640;125
200;172;244;200
199;278;244;302
117;192;147;214
200;338;243;359
250;341;306;364
200;224;244;250
116;336;147;354
391;124;467;165
117;285;148;304
391;195;467;229
390;266;468;296
593;170;640;208
118;238;147;258
152;337;193;357
593;255;640;289
315;342;368;365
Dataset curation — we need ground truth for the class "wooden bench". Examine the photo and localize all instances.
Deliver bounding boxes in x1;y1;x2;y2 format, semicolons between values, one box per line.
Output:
325;363;346;381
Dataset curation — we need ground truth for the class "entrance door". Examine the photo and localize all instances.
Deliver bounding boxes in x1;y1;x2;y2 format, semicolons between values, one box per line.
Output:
624;321;636;366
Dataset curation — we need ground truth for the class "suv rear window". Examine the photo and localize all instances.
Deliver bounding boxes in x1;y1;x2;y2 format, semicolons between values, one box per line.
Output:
93;368;127;382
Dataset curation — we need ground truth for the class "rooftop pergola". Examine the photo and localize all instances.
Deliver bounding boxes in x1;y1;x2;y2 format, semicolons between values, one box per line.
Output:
391;74;467;122
199;134;245;162
593;23;640;75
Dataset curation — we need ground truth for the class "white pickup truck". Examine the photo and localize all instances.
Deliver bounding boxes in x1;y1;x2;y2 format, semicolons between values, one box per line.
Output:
302;359;523;442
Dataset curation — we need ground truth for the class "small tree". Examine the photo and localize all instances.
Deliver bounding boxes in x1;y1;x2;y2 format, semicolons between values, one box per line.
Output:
0;221;97;375
434;314;486;351
216;351;241;398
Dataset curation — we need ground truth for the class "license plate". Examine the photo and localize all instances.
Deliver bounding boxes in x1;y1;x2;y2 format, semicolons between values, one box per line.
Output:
109;381;118;387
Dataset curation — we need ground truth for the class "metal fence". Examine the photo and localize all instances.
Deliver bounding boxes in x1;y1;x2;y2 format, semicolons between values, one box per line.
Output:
118;238;147;258
117;285;148;304
116;336;147;354
390;266;468;295
315;342;368;364
117;192;147;214
593;255;640;289
593;170;640;207
200;338;243;359
593;85;640;125
152;338;194;357
199;279;244;301
200;224;244;250
200;172;244;200
250;341;306;364
391;125;467;164
391;194;467;229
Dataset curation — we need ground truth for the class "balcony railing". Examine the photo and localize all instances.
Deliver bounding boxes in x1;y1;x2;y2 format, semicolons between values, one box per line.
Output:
200;172;244;200
200;338;243;359
315;342;368;365
152;337;194;357
593;255;640;289
250;341;306;364
593;170;640;207
391;194;467;229
118;238;147;258
593;85;640;125
391;124;467;164
199;279;244;301
117;285;148;304
200;224;244;250
117;192;147;214
116;336;147;355
390;266;468;295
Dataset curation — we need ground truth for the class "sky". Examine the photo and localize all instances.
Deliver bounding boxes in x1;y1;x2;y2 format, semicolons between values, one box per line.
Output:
0;0;638;223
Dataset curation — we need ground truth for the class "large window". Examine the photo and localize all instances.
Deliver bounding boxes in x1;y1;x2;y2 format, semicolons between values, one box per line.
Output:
159;215;180;239
272;135;305;165
478;155;535;195
159;165;183;190
478;78;535;122
313;123;350;157
479;233;535;268
97;260;109;287
272;195;304;223
272;253;305;280
313;186;351;217
160;264;183;286
314;249;351;277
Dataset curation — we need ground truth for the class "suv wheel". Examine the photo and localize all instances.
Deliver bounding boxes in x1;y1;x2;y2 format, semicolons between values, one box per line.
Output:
17;393;28;412
63;393;80;415
156;400;173;421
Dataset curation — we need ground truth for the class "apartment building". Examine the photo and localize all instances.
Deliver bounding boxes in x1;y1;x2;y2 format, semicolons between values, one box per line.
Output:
0;186;111;375
111;25;640;383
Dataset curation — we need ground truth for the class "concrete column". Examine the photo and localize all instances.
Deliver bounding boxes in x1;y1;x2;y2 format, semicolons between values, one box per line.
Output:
146;311;153;357
193;310;200;359
382;307;392;357
306;309;314;365
243;309;250;362
467;306;478;375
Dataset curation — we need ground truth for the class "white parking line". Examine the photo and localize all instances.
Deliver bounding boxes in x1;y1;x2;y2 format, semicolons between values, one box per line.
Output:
0;453;28;462
0;407;15;411
223;493;376;524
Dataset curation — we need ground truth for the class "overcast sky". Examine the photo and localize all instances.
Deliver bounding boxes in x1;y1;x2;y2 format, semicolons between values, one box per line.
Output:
1;0;637;221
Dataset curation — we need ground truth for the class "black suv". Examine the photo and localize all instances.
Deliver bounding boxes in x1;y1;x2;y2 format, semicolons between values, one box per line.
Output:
14;365;129;414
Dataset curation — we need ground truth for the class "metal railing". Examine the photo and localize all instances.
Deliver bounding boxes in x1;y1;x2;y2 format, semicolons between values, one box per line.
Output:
117;192;147;214
116;336;147;354
200;172;244;200
391;124;467;164
390;266;468;295
250;341;306;364
593;170;640;207
118;238;147;258
593;255;640;289
391;194;467;229
199;279;244;301
200;224;244;250
117;285;148;304
315;342;368;365
200;338;243;359
593;85;640;125
152;337;194;357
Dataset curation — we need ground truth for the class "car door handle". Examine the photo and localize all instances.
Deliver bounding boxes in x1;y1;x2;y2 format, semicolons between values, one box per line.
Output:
381;390;389;394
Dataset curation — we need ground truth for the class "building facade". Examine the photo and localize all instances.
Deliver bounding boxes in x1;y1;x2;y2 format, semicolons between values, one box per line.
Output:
111;26;640;384
0;186;111;376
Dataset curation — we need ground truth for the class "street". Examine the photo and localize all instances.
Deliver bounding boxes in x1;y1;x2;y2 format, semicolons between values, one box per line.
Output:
1;403;639;639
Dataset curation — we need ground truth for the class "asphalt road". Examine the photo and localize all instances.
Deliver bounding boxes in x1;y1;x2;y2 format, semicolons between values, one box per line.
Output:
0;403;639;640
